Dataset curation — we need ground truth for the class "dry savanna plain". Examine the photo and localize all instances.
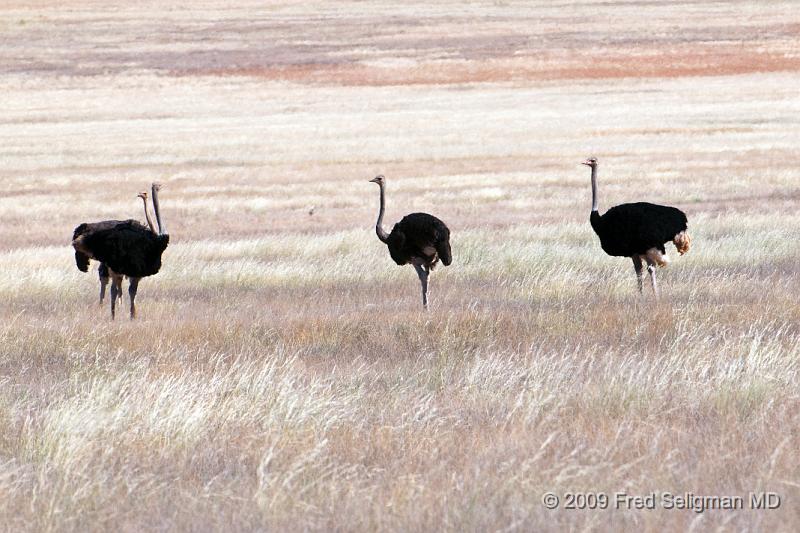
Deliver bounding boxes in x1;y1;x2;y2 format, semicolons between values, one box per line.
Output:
1;1;799;531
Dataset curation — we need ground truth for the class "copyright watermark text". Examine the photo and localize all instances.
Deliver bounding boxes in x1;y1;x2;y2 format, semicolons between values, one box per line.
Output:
541;491;781;512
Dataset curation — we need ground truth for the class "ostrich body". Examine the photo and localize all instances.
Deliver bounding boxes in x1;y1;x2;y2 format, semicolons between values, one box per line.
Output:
73;220;132;305
72;183;169;319
370;175;452;309
583;158;691;296
92;191;157;305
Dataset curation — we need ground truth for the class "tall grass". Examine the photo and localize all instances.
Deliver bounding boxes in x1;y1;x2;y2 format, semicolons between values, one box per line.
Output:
1;0;799;530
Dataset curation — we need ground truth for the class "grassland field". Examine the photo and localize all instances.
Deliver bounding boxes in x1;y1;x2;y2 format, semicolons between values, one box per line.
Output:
1;1;799;531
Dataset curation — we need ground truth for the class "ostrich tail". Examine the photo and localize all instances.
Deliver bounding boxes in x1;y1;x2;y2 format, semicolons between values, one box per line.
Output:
673;231;691;255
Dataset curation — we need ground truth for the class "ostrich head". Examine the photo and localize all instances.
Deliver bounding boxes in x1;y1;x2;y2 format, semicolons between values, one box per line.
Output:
369;175;385;185
582;157;597;168
137;191;148;201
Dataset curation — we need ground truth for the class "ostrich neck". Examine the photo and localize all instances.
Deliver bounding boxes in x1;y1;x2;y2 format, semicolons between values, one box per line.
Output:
590;165;599;213
375;183;389;243
151;186;167;235
140;197;156;233
589;166;603;234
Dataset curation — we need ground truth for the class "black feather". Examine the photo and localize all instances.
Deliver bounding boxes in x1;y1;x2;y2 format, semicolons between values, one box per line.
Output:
71;220;169;278
590;202;687;257
72;220;128;272
385;212;452;269
75;251;90;272
435;238;452;267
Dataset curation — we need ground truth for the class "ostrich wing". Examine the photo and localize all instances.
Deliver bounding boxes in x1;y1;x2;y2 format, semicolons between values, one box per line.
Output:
389;213;452;266
435;237;452;266
602;202;688;254
80;221;168;278
72;219;134;272
74;250;91;272
386;230;408;265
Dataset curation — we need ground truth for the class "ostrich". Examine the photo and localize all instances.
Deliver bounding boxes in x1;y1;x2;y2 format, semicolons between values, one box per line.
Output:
72;183;169;319
369;175;452;309
583;158;691;296
96;190;156;305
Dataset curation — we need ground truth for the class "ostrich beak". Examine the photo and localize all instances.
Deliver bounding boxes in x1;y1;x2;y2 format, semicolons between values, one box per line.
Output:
581;159;592;166
369;176;382;183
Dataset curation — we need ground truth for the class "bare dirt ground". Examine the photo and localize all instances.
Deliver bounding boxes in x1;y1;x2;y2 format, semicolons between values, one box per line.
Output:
1;1;799;531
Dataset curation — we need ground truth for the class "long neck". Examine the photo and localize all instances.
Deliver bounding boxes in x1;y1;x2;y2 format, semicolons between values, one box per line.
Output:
375;182;389;243
151;186;167;235
590;165;599;213
140;197;156;233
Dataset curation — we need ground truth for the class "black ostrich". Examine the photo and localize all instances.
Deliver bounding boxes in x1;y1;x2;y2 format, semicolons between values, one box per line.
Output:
369;175;452;309
93;190;156;305
72;183;169;319
583;158;691;296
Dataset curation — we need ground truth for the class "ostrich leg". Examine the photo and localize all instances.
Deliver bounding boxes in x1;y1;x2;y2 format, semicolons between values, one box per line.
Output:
128;277;140;319
98;263;109;304
425;265;431;307
632;256;644;294
645;258;659;298
99;276;109;304
109;273;123;319
413;263;429;310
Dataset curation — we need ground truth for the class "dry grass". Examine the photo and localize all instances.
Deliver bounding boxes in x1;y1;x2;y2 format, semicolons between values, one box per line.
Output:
1;1;799;531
